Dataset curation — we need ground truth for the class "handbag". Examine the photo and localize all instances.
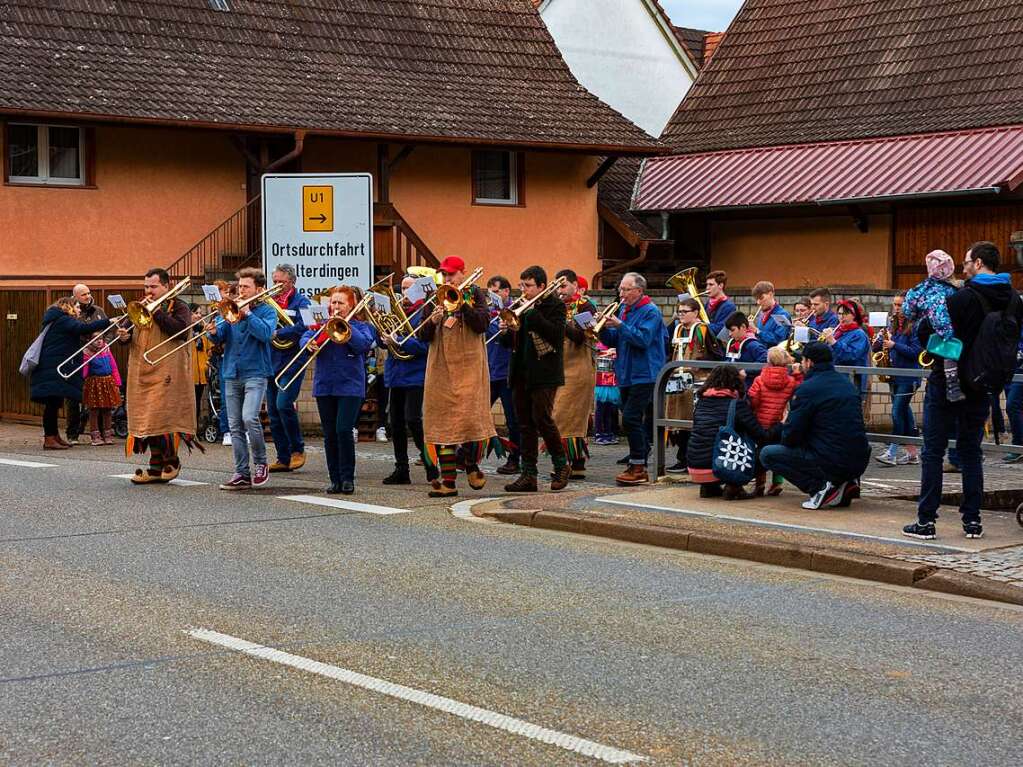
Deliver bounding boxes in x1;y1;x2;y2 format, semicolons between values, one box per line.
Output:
711;399;756;485
19;323;52;377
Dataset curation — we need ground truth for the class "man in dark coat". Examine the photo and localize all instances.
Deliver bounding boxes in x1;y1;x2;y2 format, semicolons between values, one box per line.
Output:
760;343;871;509
501;265;570;492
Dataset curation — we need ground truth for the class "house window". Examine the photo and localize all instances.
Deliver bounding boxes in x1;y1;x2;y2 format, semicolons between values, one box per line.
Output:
473;150;522;206
6;124;86;186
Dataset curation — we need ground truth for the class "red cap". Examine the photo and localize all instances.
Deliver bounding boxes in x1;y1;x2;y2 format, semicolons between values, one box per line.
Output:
577;275;589;290
438;255;466;274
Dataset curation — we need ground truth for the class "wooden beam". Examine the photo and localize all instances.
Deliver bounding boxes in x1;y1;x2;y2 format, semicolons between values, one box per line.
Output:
388;144;416;174
377;144;390;203
586;156;618;188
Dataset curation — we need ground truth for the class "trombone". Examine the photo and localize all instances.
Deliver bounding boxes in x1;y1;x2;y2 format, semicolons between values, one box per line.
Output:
57;277;192;378
395;267;484;346
274;291;376;390
143;282;284;365
484;276;567;345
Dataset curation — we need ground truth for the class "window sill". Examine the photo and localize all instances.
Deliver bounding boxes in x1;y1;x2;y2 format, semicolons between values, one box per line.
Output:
472;199;524;208
4;180;96;190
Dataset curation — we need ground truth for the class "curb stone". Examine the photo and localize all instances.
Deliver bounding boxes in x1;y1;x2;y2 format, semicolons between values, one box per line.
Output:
483;508;1023;607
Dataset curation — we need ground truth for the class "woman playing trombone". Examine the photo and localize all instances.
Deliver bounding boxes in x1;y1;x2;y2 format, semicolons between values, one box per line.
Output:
303;286;375;495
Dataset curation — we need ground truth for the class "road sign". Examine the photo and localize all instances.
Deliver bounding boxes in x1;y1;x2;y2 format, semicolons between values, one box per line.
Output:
262;173;373;297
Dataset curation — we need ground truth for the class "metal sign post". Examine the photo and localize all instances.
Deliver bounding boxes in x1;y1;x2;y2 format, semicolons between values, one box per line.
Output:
261;173;374;298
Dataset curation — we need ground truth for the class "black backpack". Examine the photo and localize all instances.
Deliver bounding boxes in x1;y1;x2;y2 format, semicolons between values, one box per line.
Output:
960;285;1021;394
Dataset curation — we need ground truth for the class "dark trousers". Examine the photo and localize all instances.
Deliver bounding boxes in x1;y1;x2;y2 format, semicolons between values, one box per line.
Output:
759;445;829;495
316;395;363;486
194;384;205;429
41;396;63;437
1006;382;1023;447
620;383;655;465
389;385;426;468
64;398;81;439
512;382;565;474
595;400;619;437
490;380;520;459
990;391;1005;436
267;373;305;464
918;377;988;525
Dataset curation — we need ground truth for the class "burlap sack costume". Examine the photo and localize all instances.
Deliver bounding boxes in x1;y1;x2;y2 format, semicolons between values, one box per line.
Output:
553;304;596;439
126;302;196;439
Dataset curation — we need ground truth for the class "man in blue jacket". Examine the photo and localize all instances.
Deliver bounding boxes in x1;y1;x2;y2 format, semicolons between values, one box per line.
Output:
760;343;871;509
705;270;737;337
807;287;840;332
208;267;277;490
750;280;791;348
382;274;436;485
599;271;667;485
487;275;521;475
266;264;310;474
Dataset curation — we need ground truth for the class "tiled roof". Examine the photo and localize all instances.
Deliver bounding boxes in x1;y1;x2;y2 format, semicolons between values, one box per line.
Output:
0;0;661;153
662;0;1023;154
599;157;663;241
672;26;711;68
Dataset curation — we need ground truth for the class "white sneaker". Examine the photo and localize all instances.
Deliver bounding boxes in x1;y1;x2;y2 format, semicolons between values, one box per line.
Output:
222;433;232;446
801;482;845;510
875;449;897;466
375;426;388;443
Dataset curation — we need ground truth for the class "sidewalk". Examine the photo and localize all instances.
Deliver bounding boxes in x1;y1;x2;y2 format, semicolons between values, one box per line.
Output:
475;480;1023;606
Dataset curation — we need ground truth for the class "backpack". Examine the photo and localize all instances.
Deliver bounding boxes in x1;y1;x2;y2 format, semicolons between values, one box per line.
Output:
959;286;1021;394
18;324;52;378
711;399;756;485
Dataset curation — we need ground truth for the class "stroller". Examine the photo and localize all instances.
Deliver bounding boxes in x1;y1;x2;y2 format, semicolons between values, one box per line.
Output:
199;353;225;444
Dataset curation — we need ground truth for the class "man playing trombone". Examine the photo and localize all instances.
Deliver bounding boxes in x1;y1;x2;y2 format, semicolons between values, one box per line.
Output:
207;268;277;490
500;266;571;492
116;268;200;484
266;264;310;475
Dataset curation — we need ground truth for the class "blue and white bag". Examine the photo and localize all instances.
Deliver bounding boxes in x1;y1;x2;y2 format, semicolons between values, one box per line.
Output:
711;399;756;485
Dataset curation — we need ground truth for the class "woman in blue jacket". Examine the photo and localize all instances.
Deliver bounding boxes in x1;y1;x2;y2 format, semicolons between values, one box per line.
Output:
823;300;871;399
30;296;112;449
874;293;921;465
302;287;374;495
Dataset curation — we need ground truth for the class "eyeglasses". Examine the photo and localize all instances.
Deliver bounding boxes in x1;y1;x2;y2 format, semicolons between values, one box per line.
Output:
679;308;697;314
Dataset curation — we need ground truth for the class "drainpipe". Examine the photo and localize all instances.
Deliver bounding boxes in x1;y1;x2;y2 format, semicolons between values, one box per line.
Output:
264;130;307;172
593;240;650;289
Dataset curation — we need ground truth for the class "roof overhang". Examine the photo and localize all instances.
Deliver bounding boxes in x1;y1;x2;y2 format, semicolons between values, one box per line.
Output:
632;125;1023;213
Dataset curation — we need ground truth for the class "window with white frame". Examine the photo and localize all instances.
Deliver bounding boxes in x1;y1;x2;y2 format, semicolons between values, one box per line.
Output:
7;124;85;185
473;150;519;205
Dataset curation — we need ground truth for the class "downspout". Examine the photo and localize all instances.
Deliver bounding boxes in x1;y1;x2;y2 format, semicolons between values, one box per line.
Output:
593;240;650;289
264;130;307;172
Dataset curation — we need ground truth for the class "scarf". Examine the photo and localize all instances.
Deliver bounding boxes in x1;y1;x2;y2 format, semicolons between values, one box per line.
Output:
707;294;728;315
621;294;651;320
274;286;295;309
832;321;860;340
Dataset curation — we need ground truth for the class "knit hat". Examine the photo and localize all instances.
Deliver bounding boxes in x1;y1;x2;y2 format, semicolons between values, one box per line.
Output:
925;249;955;280
801;342;833;365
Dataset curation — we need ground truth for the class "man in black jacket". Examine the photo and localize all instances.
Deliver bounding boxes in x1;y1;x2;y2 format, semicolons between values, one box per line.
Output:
501;265;570;492
905;241;1023;540
760;343;871;509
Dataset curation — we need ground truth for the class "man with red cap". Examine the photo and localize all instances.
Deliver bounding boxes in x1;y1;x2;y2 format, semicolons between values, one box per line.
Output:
419;256;496;496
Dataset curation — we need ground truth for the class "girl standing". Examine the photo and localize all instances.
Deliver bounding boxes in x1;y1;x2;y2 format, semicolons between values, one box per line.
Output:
82;333;123;445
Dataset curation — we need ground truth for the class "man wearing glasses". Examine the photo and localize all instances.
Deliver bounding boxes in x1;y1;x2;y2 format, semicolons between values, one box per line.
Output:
600;272;668;485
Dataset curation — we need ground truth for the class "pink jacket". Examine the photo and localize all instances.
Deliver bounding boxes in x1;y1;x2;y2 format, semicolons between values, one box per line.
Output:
82;346;122;388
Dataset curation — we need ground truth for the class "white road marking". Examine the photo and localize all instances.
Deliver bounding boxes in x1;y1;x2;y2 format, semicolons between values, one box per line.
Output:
187;628;647;764
450;497;501;523
109;474;208;487
276;495;412;515
596;497;972;552
0;458;58;468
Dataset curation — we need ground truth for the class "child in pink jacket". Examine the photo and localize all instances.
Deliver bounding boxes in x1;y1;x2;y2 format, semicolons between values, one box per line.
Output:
82;334;122;445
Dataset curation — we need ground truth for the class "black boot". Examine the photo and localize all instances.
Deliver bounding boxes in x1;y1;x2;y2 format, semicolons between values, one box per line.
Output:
382;466;412;485
699;483;724;498
504;473;538;492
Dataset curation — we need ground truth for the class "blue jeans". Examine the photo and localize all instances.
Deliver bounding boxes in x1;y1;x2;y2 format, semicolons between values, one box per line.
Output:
1005;382;1023;448
918;373;989;525
225;377;268;477
760;444;828;495
266;373;305;464
316;395;362;485
620;383;654;465
890;381;918;448
490;380;520;459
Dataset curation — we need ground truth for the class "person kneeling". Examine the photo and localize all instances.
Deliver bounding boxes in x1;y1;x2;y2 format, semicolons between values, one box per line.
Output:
686;366;778;501
760;342;871;509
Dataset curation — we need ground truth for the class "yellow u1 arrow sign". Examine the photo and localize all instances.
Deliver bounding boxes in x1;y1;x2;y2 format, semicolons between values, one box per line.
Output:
302;185;333;232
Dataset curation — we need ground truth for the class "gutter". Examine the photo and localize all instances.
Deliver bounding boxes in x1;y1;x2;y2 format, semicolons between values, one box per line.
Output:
264;130;306;171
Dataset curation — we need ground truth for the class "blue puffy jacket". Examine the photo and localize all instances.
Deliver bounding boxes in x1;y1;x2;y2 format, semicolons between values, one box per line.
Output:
301;319;374;398
384;306;429;388
270;290;310;374
210;302;277;380
781;362;871;481
599;299;667;386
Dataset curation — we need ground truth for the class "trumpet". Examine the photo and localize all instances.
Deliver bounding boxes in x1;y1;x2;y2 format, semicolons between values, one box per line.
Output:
275;291;376;390
395;267;484;345
586;300;622;340
484;276;567;345
57;277;192;378
143;283;284;365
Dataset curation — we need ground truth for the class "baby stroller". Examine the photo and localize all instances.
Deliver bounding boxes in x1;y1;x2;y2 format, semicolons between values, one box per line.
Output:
199;354;224;444
77;383;129;439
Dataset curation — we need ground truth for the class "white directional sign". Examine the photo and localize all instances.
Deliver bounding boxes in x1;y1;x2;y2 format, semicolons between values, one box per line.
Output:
261;173;373;298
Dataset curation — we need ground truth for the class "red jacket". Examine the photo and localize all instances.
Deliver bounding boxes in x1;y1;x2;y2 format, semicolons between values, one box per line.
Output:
747;365;802;428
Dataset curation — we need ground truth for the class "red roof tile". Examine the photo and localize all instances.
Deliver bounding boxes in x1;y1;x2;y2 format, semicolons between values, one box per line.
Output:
0;0;661;153
662;0;1023;154
672;26;712;69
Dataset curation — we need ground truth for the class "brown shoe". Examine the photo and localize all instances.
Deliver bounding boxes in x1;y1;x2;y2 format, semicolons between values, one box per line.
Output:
160;461;180;482
130;468;162;484
767;482;784;497
550;464;572;491
504;473;538;493
428;479;458;498
723;485;753;501
615;465;649;486
268;461;292;473
289;452;306;471
56;435;74;448
466;466;487;490
43;436;69;450
495;457;520;476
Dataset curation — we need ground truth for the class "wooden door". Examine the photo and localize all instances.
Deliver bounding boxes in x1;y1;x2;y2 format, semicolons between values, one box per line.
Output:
0;289;50;419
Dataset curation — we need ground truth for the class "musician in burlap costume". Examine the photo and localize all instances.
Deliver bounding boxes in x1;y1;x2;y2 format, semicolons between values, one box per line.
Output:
551;269;597;479
664;298;717;473
116;268;201;484
420;256;496;497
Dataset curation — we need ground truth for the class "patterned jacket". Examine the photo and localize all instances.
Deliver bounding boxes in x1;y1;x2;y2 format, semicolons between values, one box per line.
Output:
905;276;957;341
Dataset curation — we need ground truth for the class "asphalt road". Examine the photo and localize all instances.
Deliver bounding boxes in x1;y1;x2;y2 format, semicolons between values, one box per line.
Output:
1;442;1022;766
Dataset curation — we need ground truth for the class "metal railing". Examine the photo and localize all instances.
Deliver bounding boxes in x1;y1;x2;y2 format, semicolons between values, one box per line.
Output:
652;359;1023;477
166;195;262;282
